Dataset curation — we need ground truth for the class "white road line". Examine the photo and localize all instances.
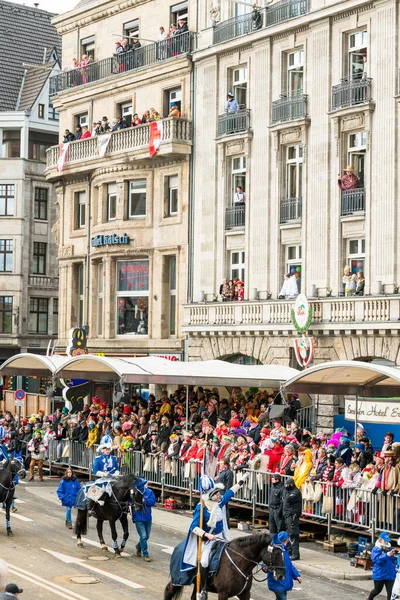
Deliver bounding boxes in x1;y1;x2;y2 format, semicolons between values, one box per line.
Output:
77;535;130;557
7;564;90;600
14;498;26;504
41;548;144;589
150;541;174;555
18;480;28;485
0;508;33;522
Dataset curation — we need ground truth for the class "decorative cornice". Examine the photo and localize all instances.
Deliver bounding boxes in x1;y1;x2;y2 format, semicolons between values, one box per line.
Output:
331;2;374;21
54;0;148;34
272;25;310;42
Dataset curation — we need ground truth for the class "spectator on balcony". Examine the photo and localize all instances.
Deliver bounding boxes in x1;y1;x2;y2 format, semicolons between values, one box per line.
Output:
252;8;263;30
236;281;244;302
114;41;125;72
63;129;75;143
80;54;90;84
279;274;291;299
132;114;142;127
102;117;111;132
220;279;230;302
168;103;181;118
150;108;162;121
355;271;365;295
80;125;91;139
94;121;104;136
343;266;356;297
338;165;360;190
285;273;300;299
111;119;119;132
177;18;188;34
226;92;240;113
117;116;129;129
233;186;246;205
75;125;82;140
142;110;151;124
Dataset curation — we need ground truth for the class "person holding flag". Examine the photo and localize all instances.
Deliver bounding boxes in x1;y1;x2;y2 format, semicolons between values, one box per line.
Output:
180;471;249;600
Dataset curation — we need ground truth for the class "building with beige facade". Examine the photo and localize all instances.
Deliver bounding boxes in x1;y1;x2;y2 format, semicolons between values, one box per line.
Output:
181;0;400;429
46;0;194;361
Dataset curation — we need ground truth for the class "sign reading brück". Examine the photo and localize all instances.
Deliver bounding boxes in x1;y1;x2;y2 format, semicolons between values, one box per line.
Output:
92;233;130;247
345;397;400;424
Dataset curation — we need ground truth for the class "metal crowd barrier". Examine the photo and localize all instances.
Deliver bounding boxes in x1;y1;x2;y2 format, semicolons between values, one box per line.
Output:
46;441;400;538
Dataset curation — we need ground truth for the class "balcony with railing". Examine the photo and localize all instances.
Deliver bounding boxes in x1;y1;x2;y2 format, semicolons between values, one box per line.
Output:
49;32;193;95
271;93;308;124
332;75;373;111
217;109;251;137
225;204;245;230
280;197;302;223
212;0;309;45
45;117;192;177
341;188;365;216
28;275;59;289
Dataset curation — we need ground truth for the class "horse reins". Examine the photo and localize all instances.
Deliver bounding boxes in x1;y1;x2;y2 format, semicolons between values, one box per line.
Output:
222;542;283;593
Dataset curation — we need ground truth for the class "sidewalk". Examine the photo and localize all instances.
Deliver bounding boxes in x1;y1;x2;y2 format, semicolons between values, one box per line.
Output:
152;507;372;583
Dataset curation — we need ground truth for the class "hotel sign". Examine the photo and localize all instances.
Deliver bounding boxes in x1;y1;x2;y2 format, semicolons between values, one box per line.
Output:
92;233;130;247
345;397;400;424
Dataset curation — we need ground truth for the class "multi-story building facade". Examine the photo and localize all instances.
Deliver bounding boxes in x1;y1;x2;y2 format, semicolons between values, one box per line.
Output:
183;0;400;428
46;0;194;360
0;1;60;363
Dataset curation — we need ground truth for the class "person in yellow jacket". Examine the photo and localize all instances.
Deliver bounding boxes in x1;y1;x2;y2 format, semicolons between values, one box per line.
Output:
293;447;313;489
86;422;100;449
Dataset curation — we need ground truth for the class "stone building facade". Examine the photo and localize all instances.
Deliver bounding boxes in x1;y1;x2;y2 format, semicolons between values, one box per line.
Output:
46;0;194;358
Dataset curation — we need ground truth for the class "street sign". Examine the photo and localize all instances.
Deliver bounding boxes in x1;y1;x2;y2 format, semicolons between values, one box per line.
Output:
14;400;25;407
14;389;26;401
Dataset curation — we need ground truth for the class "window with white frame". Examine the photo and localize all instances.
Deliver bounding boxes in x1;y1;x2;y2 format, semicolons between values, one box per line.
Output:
78;264;84;326
169;255;177;336
167;175;178;216
230;250;245;281
164;87;182;116
171;1;188;23
123;18;139;42
97;262;103;336
232;156;246;204
347;238;365;274
76;113;88;128
119;101;133;126
76;191;86;229
347;132;366;187
286;245;302;290
128;180;146;218
232;67;247;108
286;145;303;199
287;50;304;95
348;30;367;78
116;259;149;336
81;35;95;60
107;183;117;221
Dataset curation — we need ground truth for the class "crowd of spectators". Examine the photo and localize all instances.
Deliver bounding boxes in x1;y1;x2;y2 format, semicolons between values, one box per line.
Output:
219;277;245;302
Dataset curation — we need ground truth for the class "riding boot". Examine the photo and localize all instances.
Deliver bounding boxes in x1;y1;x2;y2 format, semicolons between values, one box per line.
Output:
200;566;209;600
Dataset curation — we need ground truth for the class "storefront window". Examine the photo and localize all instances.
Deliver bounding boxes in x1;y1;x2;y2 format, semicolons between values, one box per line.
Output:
116;260;149;335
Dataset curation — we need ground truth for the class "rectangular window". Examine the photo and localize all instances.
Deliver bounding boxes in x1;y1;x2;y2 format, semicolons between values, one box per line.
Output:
48;101;59;121
38;104;45;119
169;255;177;336
167;175;178;216
232;66;247;108
232;156;246;205
76;191;86;228
78;264;84;326
81;35;95;60
286;145;303;198
31;142;49;161
287;50;304;95
119;102;133;126
128;180;146;218
347;132;366;187
123;18;139;42
0;240;13;273
0;297;12;333
76;113;89;128
34;188;48;220
171;1;188;23
116;259;149;336
33;242;46;275
164;87;182;116
97;262;104;336
286;245;302;290
52;298;58;335
0;184;15;216
348;30;367;78
29;298;48;334
230;250;245;281
107;183;117;221
347;238;365;274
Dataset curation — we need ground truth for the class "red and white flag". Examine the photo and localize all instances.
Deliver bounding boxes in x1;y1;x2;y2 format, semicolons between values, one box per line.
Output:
56;142;70;172
97;134;111;158
149;121;163;156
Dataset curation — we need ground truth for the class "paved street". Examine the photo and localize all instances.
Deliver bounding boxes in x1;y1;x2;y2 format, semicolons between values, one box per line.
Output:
0;477;383;600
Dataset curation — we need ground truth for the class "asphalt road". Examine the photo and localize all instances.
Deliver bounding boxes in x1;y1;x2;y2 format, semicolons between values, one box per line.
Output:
0;478;381;600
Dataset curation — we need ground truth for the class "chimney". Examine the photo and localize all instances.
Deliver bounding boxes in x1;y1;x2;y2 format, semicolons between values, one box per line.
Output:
34;3;39;6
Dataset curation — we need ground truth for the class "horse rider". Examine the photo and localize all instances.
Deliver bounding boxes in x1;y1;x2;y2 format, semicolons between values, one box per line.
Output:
92;443;120;478
85;443;121;516
180;472;250;599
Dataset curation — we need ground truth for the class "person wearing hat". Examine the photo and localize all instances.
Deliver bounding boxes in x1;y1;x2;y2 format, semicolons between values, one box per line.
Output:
368;531;396;600
27;430;47;482
92;443;120;478
338;164;360;191
269;473;284;534
1;583;23;599
180;472;250;597
225;92;239;113
282;477;302;560
264;531;302;600
131;479;156;562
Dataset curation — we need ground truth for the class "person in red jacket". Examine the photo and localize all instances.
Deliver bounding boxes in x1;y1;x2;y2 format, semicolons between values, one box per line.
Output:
217;435;232;464
181;438;198;462
80;125;91;139
265;439;285;473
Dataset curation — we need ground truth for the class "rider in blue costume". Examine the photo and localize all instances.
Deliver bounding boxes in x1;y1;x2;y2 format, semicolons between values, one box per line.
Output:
181;472;250;599
92;443;120;477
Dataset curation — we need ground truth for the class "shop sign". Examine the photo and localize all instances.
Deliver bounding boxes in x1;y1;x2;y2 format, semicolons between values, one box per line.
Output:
150;353;182;361
92;233;130;247
345;397;400;424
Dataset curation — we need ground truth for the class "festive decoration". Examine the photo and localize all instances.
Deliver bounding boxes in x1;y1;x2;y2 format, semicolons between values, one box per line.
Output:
294;335;315;368
291;294;315;368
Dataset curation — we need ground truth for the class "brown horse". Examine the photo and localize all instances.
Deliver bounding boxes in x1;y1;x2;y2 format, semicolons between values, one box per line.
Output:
164;532;285;600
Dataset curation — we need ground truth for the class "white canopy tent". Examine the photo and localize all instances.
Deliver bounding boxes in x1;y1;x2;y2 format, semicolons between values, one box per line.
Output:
0;353;69;377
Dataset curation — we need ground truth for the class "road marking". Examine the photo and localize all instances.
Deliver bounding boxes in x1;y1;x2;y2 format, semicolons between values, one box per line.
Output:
150;541;174;555
41;548;144;589
0;508;33;522
14;498;26;504
18;480;28;485
7;563;90;600
77;535;130;557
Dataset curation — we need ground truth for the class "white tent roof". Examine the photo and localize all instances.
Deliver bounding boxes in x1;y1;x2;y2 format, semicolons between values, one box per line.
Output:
0;353;69;377
54;355;298;387
284;360;400;397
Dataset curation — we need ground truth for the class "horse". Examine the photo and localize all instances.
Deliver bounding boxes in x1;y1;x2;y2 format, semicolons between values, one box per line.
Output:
164;532;286;600
0;455;26;536
74;473;144;556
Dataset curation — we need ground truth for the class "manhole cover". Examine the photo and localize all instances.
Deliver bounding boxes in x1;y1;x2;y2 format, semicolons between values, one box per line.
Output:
68;576;100;585
87;555;109;561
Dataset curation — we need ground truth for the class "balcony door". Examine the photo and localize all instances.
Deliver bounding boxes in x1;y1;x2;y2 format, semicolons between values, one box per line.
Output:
287;50;304;96
348;30;367;78
231;67;247;108
347;132;366;187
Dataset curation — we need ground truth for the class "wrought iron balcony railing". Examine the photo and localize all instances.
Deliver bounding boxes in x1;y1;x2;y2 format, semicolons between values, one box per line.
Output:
332;75;373;111
217;109;251;137
266;0;309;26
225;204;245;230
49;32;193;95
341;188;365;216
280;197;302;223
272;93;308;124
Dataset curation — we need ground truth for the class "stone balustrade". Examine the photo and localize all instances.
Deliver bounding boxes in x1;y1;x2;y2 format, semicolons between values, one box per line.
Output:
28;275;59;289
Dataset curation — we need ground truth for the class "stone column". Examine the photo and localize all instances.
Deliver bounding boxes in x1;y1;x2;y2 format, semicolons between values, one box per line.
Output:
314;394;341;433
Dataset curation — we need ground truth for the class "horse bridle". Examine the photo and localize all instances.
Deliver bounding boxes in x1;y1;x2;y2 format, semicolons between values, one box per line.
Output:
222;543;284;596
0;458;25;501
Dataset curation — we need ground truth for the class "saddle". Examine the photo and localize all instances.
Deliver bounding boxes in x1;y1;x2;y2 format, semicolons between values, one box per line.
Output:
170;540;229;587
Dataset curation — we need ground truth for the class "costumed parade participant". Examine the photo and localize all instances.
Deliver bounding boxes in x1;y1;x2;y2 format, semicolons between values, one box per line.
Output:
180;472;249;599
85;442;120;515
92;442;120;478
